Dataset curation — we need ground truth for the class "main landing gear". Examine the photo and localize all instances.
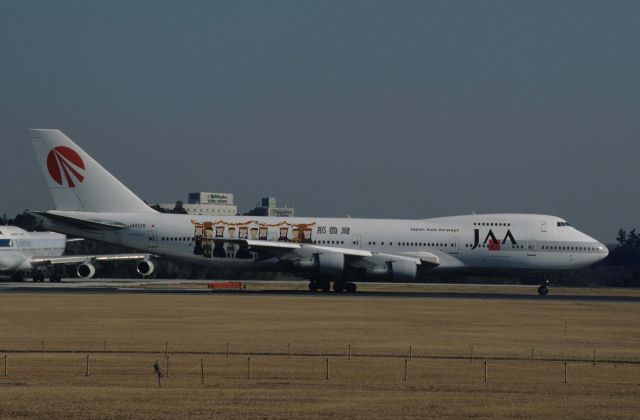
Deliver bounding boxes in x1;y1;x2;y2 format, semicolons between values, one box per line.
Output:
30;272;62;283
309;280;357;293
537;279;550;296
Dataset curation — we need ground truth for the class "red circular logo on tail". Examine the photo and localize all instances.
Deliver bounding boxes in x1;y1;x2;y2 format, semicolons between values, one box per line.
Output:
46;146;85;188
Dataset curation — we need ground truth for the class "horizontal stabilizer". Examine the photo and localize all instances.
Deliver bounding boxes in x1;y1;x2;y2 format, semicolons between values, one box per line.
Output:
28;211;127;231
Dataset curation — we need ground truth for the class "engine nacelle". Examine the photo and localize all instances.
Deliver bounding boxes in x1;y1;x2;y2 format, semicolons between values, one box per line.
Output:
77;262;96;279
391;260;418;282
366;264;390;277
292;258;317;269
136;259;155;276
317;252;344;277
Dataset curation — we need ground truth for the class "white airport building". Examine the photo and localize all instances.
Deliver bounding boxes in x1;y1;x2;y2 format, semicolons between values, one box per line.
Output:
159;192;237;216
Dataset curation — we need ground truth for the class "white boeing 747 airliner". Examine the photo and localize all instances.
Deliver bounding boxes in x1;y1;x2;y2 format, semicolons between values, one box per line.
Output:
27;129;608;294
0;225;152;282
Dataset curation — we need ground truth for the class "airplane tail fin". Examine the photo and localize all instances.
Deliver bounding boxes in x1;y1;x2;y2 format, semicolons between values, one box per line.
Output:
28;129;156;213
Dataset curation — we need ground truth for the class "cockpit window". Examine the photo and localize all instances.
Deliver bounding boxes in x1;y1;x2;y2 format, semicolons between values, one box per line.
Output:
557;222;570;227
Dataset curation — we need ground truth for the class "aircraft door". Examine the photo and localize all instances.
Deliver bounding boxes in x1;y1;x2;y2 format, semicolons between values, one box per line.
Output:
351;234;362;249
527;240;536;256
448;237;459;254
147;229;158;249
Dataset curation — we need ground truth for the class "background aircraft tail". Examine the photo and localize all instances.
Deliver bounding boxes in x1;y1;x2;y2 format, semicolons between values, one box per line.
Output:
28;129;155;213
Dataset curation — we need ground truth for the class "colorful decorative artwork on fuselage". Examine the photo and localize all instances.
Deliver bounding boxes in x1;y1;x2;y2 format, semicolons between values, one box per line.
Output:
191;220;315;259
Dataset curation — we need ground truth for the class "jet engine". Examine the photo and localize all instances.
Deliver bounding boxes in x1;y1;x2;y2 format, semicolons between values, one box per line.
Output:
366;264;390;277
391;260;418;282
77;262;96;279
317;252;344;277
292;258;317;269
136;258;155;276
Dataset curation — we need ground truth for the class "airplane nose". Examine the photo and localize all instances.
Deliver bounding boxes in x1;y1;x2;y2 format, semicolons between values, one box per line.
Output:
599;243;609;260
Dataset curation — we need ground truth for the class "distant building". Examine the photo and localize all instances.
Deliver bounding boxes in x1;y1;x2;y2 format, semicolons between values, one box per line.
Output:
188;192;234;206
245;197;295;217
158;192;237;216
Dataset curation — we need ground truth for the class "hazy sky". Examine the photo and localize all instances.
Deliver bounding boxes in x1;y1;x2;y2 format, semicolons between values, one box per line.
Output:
1;1;638;242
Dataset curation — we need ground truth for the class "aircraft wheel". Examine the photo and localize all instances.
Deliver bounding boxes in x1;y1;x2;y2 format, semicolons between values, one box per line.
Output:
333;281;345;292
308;281;319;292
320;281;331;292
50;275;61;283
33;273;45;282
345;282;357;293
538;285;549;296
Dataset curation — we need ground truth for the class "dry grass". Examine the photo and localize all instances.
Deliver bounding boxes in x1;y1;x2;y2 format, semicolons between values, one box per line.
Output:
1;293;640;418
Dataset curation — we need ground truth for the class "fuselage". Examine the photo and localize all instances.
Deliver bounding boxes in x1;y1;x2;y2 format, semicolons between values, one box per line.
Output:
39;211;608;278
0;226;66;271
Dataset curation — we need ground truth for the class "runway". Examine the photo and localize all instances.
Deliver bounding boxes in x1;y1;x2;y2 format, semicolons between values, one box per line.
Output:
1;279;639;302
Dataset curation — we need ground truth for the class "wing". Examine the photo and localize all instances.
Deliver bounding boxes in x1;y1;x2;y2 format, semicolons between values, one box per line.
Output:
232;239;440;281
242;239;438;265
30;253;152;267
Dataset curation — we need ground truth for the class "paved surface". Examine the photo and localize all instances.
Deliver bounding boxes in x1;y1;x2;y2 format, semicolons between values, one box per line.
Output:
1;280;639;302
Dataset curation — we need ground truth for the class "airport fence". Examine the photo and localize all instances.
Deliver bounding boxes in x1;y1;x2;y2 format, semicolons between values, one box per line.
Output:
2;339;640;388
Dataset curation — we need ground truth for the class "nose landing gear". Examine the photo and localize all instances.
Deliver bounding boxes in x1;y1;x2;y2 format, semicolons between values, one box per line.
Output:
538;279;550;296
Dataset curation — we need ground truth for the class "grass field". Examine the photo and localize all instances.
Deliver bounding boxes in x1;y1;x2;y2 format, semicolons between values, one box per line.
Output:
1;293;640;418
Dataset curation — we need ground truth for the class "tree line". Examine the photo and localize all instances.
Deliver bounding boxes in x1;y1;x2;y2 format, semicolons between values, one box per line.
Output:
1;212;638;287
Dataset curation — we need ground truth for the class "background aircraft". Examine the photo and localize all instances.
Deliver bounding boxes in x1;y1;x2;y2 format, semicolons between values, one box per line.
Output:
28;129;608;294
0;225;152;282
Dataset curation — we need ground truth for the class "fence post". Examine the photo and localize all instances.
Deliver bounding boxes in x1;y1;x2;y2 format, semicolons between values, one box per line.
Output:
409;345;412;361
564;362;568;383
348;344;351;360
104;340;107;355
564;320;567;335
200;358;204;384
226;342;230;358
470;346;474;363
531;348;535;363
247;357;251;379
166;356;170;377
85;354;90;377
484;360;487;383
593;349;596;365
42;340;45;354
404;359;408;381
4;354;7;377
287;343;290;359
165;341;168;358
325;358;329;380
